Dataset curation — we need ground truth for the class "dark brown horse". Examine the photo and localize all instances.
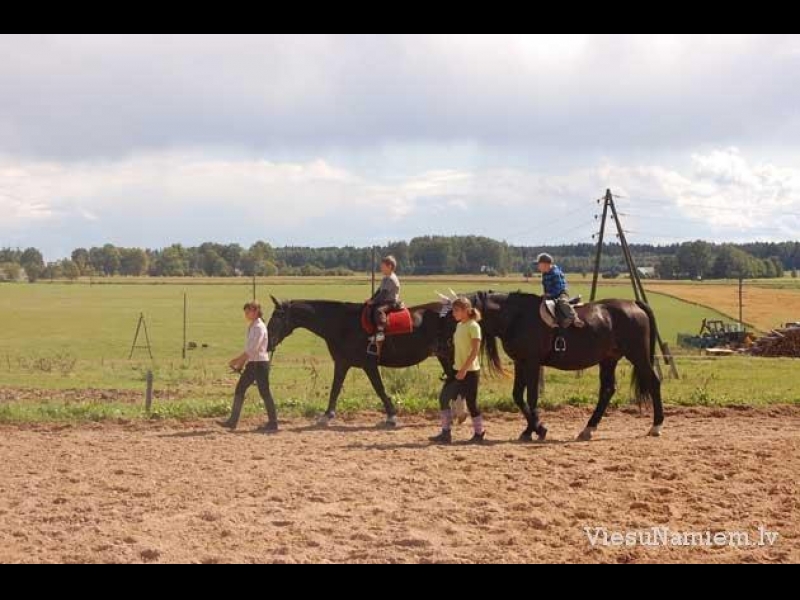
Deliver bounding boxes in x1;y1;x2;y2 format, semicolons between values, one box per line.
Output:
472;291;664;442
266;296;456;426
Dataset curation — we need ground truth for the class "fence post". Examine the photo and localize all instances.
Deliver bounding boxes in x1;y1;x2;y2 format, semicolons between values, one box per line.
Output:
145;370;154;414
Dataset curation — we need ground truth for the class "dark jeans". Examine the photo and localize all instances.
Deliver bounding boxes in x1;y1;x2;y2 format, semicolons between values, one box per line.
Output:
555;292;578;325
439;371;481;418
235;362;277;423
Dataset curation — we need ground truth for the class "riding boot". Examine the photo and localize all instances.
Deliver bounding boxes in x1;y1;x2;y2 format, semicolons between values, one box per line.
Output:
218;394;245;430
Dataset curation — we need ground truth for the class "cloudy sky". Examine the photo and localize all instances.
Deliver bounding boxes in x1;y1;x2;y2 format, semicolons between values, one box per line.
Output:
1;34;799;259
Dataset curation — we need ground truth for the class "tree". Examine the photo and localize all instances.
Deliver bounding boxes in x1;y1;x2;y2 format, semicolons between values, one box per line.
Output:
0;248;21;263
42;262;64;280
20;247;44;282
772;258;785;279
221;244;244;274
409;237;456;275
0;262;22;281
712;245;763;279
300;264;323;276
101;244;121;276
383;241;410;270
153;245;190;276
61;260;80;280
763;259;777;279
89;245;121;276
205;251;232;277
656;256;679;280
677;241;713;279
241;242;278;277
71;248;90;275
119;248;149;276
249;241;276;262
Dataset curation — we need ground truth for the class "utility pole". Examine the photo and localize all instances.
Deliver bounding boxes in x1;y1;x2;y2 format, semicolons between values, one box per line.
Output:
590;189;679;379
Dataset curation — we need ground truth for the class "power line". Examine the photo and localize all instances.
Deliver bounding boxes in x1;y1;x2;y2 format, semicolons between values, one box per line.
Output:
504;200;596;241
616;196;800;219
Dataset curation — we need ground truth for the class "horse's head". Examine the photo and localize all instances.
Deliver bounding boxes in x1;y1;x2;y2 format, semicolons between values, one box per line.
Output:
473;291;511;337
267;295;296;353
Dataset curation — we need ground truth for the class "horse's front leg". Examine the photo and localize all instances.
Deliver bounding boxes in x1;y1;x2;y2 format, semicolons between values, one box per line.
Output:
318;361;350;426
525;363;548;441
363;361;398;427
514;362;537;441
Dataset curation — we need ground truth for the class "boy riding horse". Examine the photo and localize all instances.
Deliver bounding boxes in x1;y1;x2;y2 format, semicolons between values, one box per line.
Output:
537;253;584;329
367;255;403;353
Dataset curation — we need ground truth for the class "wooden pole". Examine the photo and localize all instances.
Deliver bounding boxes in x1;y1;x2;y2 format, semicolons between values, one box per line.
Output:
740;279;745;327
590;191;611;302
129;314;143;360
371;247;377;296
182;293;187;360
252;274;257;301
607;191;678;379
607;194;642;303
145;370;154;413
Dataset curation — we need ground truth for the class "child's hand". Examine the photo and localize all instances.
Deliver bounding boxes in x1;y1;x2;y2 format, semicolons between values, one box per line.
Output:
456;369;467;381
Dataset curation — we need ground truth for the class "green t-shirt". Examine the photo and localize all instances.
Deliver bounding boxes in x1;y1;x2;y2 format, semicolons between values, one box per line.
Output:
454;320;482;372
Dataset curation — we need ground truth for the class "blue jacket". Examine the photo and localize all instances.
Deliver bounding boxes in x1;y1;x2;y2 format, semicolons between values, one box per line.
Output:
542;265;568;298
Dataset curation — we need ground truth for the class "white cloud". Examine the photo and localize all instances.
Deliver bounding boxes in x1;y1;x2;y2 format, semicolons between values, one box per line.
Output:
2;35;800;159
1;147;798;258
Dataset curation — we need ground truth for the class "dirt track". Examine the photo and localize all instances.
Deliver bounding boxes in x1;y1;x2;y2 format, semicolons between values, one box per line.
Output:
1;406;798;563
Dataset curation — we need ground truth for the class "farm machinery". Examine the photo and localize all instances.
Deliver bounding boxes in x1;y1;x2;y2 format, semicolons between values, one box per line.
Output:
678;319;753;351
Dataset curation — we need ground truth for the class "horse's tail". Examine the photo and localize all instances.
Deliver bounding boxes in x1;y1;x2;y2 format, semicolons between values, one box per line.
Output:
636;301;659;366
481;330;506;377
631;301;660;405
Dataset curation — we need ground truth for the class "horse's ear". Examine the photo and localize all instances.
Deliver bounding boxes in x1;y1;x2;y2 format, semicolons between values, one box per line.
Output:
270;295;282;308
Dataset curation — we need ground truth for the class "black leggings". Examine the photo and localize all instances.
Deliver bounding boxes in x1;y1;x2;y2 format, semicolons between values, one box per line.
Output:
235;362;277;422
439;371;481;418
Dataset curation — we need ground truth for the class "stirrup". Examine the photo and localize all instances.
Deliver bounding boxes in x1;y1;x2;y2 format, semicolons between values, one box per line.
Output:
555;336;567;353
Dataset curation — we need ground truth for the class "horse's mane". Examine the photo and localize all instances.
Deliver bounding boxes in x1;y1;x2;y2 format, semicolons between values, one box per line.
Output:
282;299;443;315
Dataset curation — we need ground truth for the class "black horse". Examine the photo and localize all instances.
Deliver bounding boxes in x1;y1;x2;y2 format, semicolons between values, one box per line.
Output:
473;291;664;442
266;296;456;426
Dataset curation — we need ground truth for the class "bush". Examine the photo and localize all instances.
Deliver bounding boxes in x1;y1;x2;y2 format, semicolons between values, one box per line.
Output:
0;262;22;281
300;265;324;277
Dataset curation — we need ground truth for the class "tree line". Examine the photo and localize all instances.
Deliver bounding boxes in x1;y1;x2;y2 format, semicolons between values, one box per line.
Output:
2;238;799;282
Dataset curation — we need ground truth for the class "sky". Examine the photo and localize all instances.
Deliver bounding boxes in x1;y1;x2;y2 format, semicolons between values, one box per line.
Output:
1;34;799;260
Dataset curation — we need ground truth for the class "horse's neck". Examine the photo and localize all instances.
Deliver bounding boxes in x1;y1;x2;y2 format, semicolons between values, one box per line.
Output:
291;301;351;339
494;295;538;339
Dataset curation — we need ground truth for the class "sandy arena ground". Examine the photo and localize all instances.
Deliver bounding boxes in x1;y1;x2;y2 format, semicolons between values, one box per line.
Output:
1;406;798;563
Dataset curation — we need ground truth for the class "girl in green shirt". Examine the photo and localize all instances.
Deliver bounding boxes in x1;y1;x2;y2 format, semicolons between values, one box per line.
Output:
430;298;486;445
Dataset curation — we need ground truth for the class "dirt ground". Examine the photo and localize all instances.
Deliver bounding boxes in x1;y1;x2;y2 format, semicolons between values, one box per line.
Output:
0;406;798;564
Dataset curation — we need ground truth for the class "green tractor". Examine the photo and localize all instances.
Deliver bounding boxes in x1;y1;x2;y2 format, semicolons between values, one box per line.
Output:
678;319;752;350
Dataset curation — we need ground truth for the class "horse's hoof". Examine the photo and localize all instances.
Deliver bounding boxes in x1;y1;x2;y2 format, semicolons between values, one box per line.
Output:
648;425;663;438
316;414;334;427
379;416;399;429
519;432;534;443
536;425;548;442
577;427;596;442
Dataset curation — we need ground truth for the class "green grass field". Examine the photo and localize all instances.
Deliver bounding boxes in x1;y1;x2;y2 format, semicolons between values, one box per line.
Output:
1;277;798;423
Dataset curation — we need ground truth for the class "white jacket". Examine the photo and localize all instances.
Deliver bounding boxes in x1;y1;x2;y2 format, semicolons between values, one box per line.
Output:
245;318;270;362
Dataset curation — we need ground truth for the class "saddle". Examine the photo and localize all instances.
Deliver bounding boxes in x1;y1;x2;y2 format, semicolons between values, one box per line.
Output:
540;296;583;329
361;304;414;337
540;296;584;353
